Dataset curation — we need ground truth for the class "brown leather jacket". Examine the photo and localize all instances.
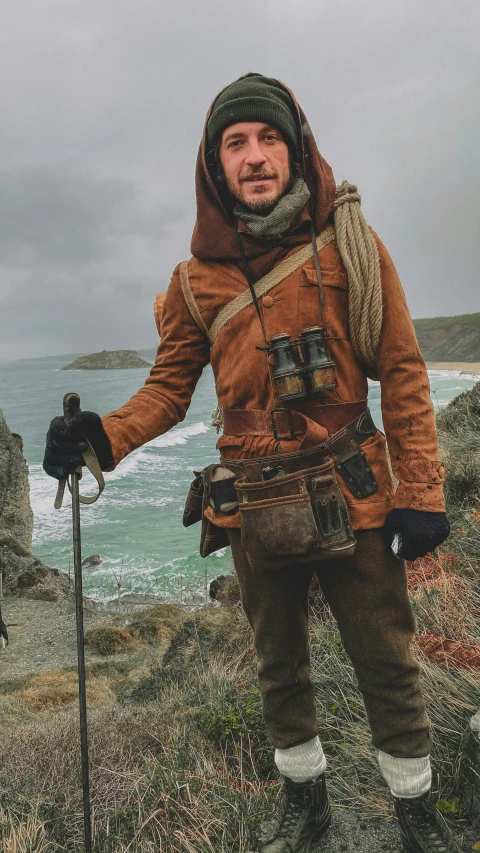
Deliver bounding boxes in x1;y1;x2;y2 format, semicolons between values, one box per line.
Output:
102;77;445;531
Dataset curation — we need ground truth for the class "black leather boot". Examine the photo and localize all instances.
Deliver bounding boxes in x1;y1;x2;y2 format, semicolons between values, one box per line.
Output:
394;792;466;852
260;774;331;852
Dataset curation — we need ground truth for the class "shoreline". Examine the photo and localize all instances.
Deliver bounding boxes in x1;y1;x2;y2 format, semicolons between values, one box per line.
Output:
426;361;480;374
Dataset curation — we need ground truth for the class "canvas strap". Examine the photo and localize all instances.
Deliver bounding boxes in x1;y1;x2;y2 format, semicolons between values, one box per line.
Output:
179;226;336;346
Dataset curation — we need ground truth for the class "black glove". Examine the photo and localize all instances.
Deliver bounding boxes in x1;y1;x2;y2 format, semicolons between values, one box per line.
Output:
43;411;113;480
383;508;450;561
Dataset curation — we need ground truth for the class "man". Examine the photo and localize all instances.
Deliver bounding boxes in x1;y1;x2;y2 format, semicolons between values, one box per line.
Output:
44;74;457;853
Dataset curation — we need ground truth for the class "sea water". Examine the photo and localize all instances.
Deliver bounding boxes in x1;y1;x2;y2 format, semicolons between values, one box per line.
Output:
0;357;477;602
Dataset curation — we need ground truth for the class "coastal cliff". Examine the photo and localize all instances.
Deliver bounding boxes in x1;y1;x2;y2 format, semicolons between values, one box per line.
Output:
414;313;480;362
0;409;68;599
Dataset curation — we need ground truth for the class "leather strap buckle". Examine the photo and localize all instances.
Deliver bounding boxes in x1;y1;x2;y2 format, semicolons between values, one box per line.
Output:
271;408;296;441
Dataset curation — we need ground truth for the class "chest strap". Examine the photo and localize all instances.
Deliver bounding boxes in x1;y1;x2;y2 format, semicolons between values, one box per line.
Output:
179;226;336;346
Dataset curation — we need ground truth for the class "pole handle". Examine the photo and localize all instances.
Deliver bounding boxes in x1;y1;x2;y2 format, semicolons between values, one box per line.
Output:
63;392;81;423
54;393;105;509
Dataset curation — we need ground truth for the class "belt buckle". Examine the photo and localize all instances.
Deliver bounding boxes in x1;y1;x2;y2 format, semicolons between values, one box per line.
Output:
271;408;295;441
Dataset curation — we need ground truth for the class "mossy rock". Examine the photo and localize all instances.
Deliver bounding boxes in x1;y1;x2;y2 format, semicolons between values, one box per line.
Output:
16;566;48;588
209;574;241;604
129;603;186;644
85;626;139;655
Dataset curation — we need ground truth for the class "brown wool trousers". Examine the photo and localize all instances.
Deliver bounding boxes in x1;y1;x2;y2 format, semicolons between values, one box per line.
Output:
228;528;431;759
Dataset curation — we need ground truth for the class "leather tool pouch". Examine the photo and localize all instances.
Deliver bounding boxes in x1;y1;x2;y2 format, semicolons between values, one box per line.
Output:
182;465;230;557
182;471;203;527
235;454;355;572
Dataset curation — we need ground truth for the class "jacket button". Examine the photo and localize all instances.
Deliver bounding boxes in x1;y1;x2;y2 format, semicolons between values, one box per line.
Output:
262;295;274;307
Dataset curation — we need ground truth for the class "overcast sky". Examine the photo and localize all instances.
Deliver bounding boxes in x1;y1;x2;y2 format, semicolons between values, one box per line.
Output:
0;0;478;359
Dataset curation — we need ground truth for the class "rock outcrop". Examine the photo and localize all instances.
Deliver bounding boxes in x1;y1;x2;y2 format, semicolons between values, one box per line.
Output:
0;409;69;599
62;350;151;370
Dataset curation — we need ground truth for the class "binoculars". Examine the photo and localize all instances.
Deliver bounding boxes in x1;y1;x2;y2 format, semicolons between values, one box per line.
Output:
269;326;337;402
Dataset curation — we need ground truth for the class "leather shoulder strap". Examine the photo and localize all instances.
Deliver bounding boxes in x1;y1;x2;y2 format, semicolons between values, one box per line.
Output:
179;260;211;341
179;226;336;347
210;227;336;344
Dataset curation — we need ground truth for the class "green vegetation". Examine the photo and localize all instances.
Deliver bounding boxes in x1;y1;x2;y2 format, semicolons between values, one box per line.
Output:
437;382;480;512
414;313;480;329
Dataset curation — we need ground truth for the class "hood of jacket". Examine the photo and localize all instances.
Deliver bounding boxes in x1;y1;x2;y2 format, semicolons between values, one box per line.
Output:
190;73;336;280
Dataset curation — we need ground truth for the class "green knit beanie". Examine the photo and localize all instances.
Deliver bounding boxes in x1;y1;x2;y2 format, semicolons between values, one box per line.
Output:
207;73;299;151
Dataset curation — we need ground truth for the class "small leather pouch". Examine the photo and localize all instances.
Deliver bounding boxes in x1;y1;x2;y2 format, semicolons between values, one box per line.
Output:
200;465;230;557
182;466;231;556
235;456;355;572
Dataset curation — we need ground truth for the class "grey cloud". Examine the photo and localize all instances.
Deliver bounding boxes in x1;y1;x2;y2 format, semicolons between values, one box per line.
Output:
0;0;478;358
0;164;182;268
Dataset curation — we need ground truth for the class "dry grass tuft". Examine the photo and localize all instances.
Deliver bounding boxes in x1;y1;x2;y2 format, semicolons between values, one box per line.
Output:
18;670;115;711
83;604;187;656
2;588;480;848
0;807;48;853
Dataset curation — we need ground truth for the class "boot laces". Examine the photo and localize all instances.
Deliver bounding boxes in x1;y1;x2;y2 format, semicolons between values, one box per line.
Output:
275;786;311;839
404;798;451;852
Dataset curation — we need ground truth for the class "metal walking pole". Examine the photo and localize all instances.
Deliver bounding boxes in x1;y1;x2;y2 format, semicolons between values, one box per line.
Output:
55;392;92;853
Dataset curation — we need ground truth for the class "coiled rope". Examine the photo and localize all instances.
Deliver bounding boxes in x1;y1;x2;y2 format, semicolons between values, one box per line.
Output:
333;181;382;380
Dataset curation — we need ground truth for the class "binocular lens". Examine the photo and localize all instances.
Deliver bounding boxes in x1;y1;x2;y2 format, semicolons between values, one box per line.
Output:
269;333;308;401
301;327;337;394
269;328;337;403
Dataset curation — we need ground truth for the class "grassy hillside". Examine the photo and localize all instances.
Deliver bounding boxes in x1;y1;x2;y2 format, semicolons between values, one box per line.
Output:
413;313;480;361
1;384;480;852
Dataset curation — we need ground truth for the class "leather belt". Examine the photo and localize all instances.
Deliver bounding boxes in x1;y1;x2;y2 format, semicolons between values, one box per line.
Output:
220;408;379;498
223;401;368;440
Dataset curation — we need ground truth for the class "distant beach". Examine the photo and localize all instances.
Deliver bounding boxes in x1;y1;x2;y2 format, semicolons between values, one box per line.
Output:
426;362;480;374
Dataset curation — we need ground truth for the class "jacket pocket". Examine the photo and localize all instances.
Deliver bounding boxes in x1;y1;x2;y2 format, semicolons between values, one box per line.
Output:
301;263;349;340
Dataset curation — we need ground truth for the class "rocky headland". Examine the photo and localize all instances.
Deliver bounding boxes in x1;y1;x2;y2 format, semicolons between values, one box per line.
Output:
61;349;152;370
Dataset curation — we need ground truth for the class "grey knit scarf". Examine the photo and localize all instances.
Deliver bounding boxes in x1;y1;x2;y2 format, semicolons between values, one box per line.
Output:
233;177;310;241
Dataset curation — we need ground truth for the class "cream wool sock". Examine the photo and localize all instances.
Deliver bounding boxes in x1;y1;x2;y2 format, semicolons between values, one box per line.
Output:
275;736;327;783
378;751;432;798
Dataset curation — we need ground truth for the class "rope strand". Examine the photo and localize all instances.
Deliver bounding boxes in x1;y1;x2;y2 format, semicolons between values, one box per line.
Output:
333;181;382;379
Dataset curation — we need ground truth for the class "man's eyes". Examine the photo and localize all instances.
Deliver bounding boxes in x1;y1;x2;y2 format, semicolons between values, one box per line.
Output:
228;135;278;149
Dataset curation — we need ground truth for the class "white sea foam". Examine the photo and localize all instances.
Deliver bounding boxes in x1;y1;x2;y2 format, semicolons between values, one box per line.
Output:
29;463;110;545
147;422;209;448
104;451;145;481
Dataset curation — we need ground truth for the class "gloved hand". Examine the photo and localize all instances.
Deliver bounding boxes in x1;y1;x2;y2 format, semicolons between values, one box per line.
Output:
383;508;450;561
43;411;113;480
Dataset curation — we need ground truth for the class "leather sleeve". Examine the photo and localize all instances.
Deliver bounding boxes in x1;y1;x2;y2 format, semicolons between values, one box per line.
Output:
372;233;446;513
102;264;211;467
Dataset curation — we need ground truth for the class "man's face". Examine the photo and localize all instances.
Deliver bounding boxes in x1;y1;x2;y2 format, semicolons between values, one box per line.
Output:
219;122;291;212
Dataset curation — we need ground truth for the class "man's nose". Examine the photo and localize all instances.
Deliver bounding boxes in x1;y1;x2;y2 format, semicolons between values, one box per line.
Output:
245;140;267;167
